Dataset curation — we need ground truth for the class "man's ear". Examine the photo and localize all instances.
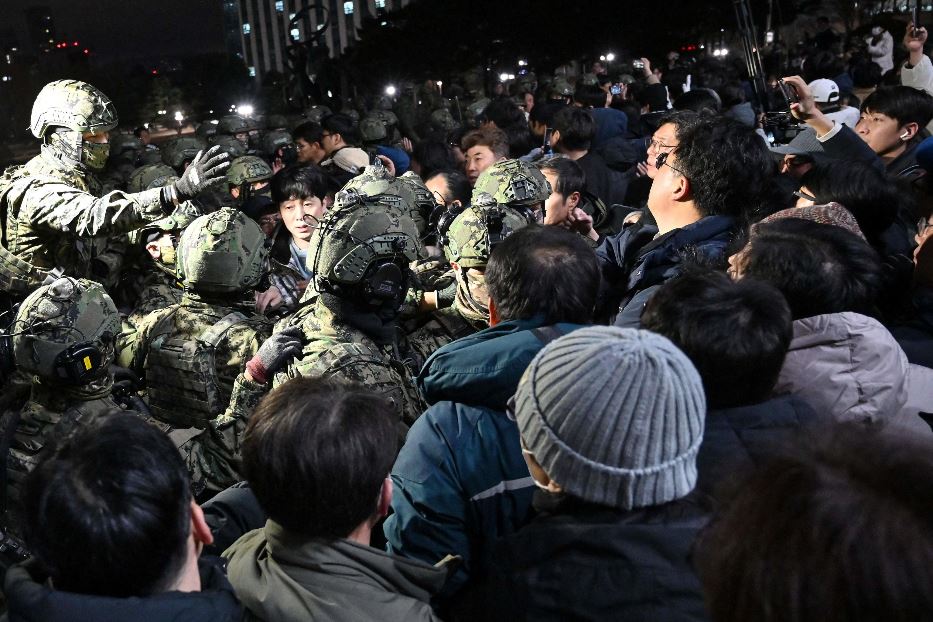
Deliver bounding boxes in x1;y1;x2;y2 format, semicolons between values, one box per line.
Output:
488;297;500;327
230;186;240;199
568;191;581;210
190;501;213;548
901;122;920;141
377;478;392;519
550;129;561;148
672;174;691;202
145;241;162;260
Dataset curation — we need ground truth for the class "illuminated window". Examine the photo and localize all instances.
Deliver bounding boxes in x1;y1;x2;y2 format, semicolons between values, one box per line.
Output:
275;0;284;11
248;66;256;77
376;0;385;7
343;1;353;14
242;23;251;34
290;27;300;39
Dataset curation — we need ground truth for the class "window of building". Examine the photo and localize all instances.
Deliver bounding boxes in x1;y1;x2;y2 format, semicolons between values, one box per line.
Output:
275;0;284;11
243;23;251;34
248;66;256;77
343;1;353;15
376;0;385;7
290;27;300;39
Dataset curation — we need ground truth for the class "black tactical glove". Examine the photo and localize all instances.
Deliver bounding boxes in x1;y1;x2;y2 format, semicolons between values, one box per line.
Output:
245;326;304;384
172;146;231;202
435;279;458;309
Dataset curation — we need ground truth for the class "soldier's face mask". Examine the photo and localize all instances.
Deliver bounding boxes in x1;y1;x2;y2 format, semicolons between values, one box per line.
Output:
82;140;111;172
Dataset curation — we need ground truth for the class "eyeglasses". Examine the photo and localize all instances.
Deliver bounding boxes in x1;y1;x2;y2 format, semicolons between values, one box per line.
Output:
648;138;677;152
655;151;687;178
321;132;333;139
794;189;818;202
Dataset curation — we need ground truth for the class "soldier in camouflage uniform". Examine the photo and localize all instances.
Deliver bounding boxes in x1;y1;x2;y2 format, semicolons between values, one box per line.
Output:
403;159;549;364
226;155;273;209
1;277;148;541
0;80;229;303
229;182;427;430
118;208;272;496
216;114;260;150
161;135;209;175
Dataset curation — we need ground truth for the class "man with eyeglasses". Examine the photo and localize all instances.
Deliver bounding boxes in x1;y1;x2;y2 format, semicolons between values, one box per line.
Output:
595;116;774;327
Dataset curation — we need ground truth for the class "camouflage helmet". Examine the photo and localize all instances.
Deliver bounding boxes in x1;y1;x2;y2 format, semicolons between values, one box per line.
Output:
307;193;421;303
550;77;574;97
467;98;491;120
444;202;534;269
139;147;163;166
430;108;460;131
161;135;208;171
370;109;399;128
127;163;178;193
227;155;273;187
217;114;258;135
260;129;293;157
471;159;551;208
209;134;247;159
109;133;144;156
11;277;120;383
340;162;428;239
375;95;394;111
30;79;118;139
399;171;437;237
580;72;599;86
127;200;200;247
305;105;332;124
344;109;361;124
359;115;388;143
195;121;219;139
176;207;268;293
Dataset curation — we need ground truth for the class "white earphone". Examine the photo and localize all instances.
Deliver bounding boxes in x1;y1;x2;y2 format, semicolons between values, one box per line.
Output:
901;131;911;140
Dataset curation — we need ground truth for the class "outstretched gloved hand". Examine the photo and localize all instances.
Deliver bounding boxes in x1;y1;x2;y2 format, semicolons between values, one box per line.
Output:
245;326;304;384
173;145;231;201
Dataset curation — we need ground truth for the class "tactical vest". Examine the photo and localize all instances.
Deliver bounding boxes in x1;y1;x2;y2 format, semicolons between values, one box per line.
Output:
0;168;52;298
145;310;249;429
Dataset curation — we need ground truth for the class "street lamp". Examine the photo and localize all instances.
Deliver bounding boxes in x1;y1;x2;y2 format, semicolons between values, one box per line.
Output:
605;52;616;62
499;72;510;82
173;111;184;123
237;104;254;117
385;85;397;96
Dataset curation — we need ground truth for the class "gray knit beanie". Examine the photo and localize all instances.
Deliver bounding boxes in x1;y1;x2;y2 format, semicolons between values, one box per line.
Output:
514;326;706;510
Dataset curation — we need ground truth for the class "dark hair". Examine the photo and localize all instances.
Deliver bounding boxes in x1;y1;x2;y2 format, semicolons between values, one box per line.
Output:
483;97;526;130
696;424;933;622
537;155;585;197
552;106;596;152
243;376;398;539
740;218;883;319
271;164;330;204
133;126;149;137
718;83;746;108
292;121;323;145
657;110;705;139
862;85;933;128
674;116;774;220
486;224;598;324
574;84;608;109
425;169;471;205
798;160;899;245
321;113;360;146
851;61;883;89
642;269;792;408
529;100;569;126
674;89;722;113
22;413;191;597
412;140;458;179
461;127;509;158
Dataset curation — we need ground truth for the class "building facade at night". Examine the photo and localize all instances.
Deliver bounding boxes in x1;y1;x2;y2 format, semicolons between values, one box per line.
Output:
231;0;411;81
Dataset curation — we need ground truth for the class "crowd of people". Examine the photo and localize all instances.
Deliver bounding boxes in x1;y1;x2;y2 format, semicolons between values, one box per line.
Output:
1;14;933;621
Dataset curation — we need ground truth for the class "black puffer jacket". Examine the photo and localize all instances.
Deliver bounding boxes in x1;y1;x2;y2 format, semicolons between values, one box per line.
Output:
465;492;711;622
2;558;242;622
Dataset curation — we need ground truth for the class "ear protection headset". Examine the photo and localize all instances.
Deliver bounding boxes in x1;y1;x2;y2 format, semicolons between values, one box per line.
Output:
436;202;467;249
53;340;107;384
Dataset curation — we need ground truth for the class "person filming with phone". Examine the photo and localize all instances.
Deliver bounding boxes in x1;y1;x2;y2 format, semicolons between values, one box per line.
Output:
781;73;933;180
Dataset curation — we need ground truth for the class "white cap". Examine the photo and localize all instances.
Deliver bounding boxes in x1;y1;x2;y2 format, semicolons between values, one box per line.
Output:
808;78;840;104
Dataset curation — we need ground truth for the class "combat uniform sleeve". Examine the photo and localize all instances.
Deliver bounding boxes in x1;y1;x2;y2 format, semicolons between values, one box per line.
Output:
20;182;166;238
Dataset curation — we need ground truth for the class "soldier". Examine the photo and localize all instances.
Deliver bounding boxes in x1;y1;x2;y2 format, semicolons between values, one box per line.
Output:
161;135;209;175
403;159;549;364
226;155;273;209
216;114;259;150
0;277;148;542
230;183;427;429
0;80;228;304
118;208;272;496
209;133;248;160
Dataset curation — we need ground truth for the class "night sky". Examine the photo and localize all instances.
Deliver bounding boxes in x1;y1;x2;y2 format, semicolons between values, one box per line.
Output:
6;0;227;60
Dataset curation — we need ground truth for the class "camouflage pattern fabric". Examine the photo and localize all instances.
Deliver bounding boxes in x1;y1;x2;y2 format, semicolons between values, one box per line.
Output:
209;134;248;159
217;114;258;136
226;156;273;187
175;208;268;294
304;106;331;124
273;297;426;427
161;135;208;172
360;115;389;143
29;79;117;139
471;159;551;208
404;304;484;370
0;151;165;296
444;202;533;270
127;163;177;193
